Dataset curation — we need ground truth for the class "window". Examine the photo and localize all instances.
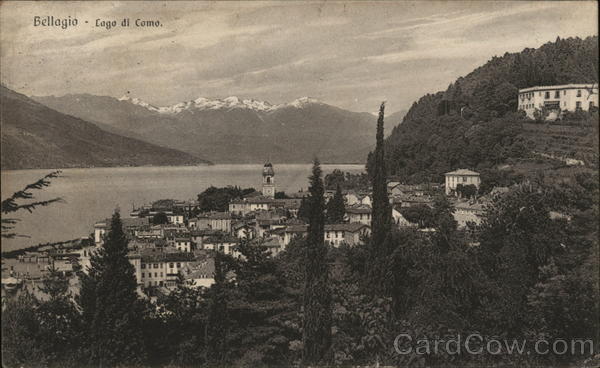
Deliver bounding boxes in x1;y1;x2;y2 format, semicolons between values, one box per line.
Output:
154;272;158;277
590;101;595;109
545;91;550;99
142;273;145;278
160;272;163;277
577;90;582;97
554;91;560;98
177;262;181;268
169;263;174;268
463;176;467;182
154;263;158;269
563;90;566;95
576;101;582;109
141;264;146;269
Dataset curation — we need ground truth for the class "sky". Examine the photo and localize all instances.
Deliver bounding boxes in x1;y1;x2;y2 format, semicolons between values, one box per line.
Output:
1;1;597;113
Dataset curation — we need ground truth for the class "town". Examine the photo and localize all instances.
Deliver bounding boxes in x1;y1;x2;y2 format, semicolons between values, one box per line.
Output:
3;160;506;299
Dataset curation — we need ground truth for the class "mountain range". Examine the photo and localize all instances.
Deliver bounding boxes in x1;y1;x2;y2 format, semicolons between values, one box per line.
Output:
1;86;211;170
34;94;390;164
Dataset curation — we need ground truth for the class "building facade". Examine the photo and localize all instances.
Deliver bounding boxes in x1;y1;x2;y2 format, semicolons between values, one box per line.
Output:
518;84;598;119
444;169;481;196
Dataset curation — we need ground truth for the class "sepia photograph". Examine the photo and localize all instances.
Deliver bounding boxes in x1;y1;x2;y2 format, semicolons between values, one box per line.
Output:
1;1;598;367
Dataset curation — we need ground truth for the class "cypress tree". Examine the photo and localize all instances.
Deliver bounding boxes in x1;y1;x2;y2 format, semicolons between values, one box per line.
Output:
78;211;146;366
298;196;311;222
302;159;332;365
205;250;228;364
326;184;346;224
369;102;392;293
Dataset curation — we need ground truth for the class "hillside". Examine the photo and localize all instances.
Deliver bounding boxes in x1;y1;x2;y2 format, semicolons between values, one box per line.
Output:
377;36;599;184
34;95;379;164
0;86;211;170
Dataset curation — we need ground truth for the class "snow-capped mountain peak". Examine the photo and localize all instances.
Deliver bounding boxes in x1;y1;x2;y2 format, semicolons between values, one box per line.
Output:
118;95;160;112
118;94;321;114
288;97;320;108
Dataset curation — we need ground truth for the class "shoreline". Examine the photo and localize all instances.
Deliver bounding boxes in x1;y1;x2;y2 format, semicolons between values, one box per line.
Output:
1;162;366;173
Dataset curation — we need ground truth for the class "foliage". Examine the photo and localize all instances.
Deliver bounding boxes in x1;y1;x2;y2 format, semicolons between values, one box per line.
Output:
367;102;392;295
297;196;310;222
1;292;51;367
324;169;370;191
148;274;208;366
78;211;147;366
151;211;169;225
326;185;346;224
197;186;255;212
399;204;435;228
204;251;229;365
302;159;333;365
275;191;290;199
1;171;63;238
455;183;478;198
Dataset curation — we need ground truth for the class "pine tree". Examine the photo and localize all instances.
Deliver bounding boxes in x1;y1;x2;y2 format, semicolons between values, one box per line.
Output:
302;159;332;365
368;102;392;294
78;211;147;366
326;184;346;224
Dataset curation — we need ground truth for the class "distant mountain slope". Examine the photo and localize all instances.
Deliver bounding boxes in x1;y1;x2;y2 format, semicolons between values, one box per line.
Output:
375;36;599;183
0;86;211;170
34;94;378;163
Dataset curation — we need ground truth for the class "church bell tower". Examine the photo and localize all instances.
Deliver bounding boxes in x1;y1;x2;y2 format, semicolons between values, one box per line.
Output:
262;162;275;198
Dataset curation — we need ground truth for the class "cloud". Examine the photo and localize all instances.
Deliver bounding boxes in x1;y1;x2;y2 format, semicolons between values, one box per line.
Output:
1;1;597;113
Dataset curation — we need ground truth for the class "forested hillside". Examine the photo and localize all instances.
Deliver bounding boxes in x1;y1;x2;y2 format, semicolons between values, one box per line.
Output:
377;36;598;183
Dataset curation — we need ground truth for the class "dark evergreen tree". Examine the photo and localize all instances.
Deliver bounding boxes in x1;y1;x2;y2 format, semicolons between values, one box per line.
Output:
151;211;169;225
1;171;62;239
326;184;346;224
1;292;47;367
302;159;332;365
205;251;229;364
297;196;311;222
225;239;301;366
35;263;82;366
78;211;147;366
368;102;392;294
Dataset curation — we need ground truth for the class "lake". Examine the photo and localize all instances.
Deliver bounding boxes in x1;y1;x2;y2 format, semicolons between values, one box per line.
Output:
1;164;364;251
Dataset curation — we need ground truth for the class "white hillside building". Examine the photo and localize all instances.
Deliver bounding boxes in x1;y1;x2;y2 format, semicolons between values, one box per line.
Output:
518;83;598;119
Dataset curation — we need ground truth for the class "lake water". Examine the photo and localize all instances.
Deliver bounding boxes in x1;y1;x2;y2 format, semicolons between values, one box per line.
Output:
1;164;364;251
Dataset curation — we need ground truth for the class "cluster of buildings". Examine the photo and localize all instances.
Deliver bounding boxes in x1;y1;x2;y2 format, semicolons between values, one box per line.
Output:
3;162;504;301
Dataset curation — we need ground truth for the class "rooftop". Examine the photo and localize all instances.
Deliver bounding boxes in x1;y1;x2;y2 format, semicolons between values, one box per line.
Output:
325;222;370;232
519;83;598;93
445;169;480;176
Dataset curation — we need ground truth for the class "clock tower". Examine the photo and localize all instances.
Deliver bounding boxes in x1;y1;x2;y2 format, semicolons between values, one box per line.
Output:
262;162;275;198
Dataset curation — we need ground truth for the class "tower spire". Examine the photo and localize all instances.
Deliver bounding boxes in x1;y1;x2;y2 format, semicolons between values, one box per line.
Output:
262;162;275;198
